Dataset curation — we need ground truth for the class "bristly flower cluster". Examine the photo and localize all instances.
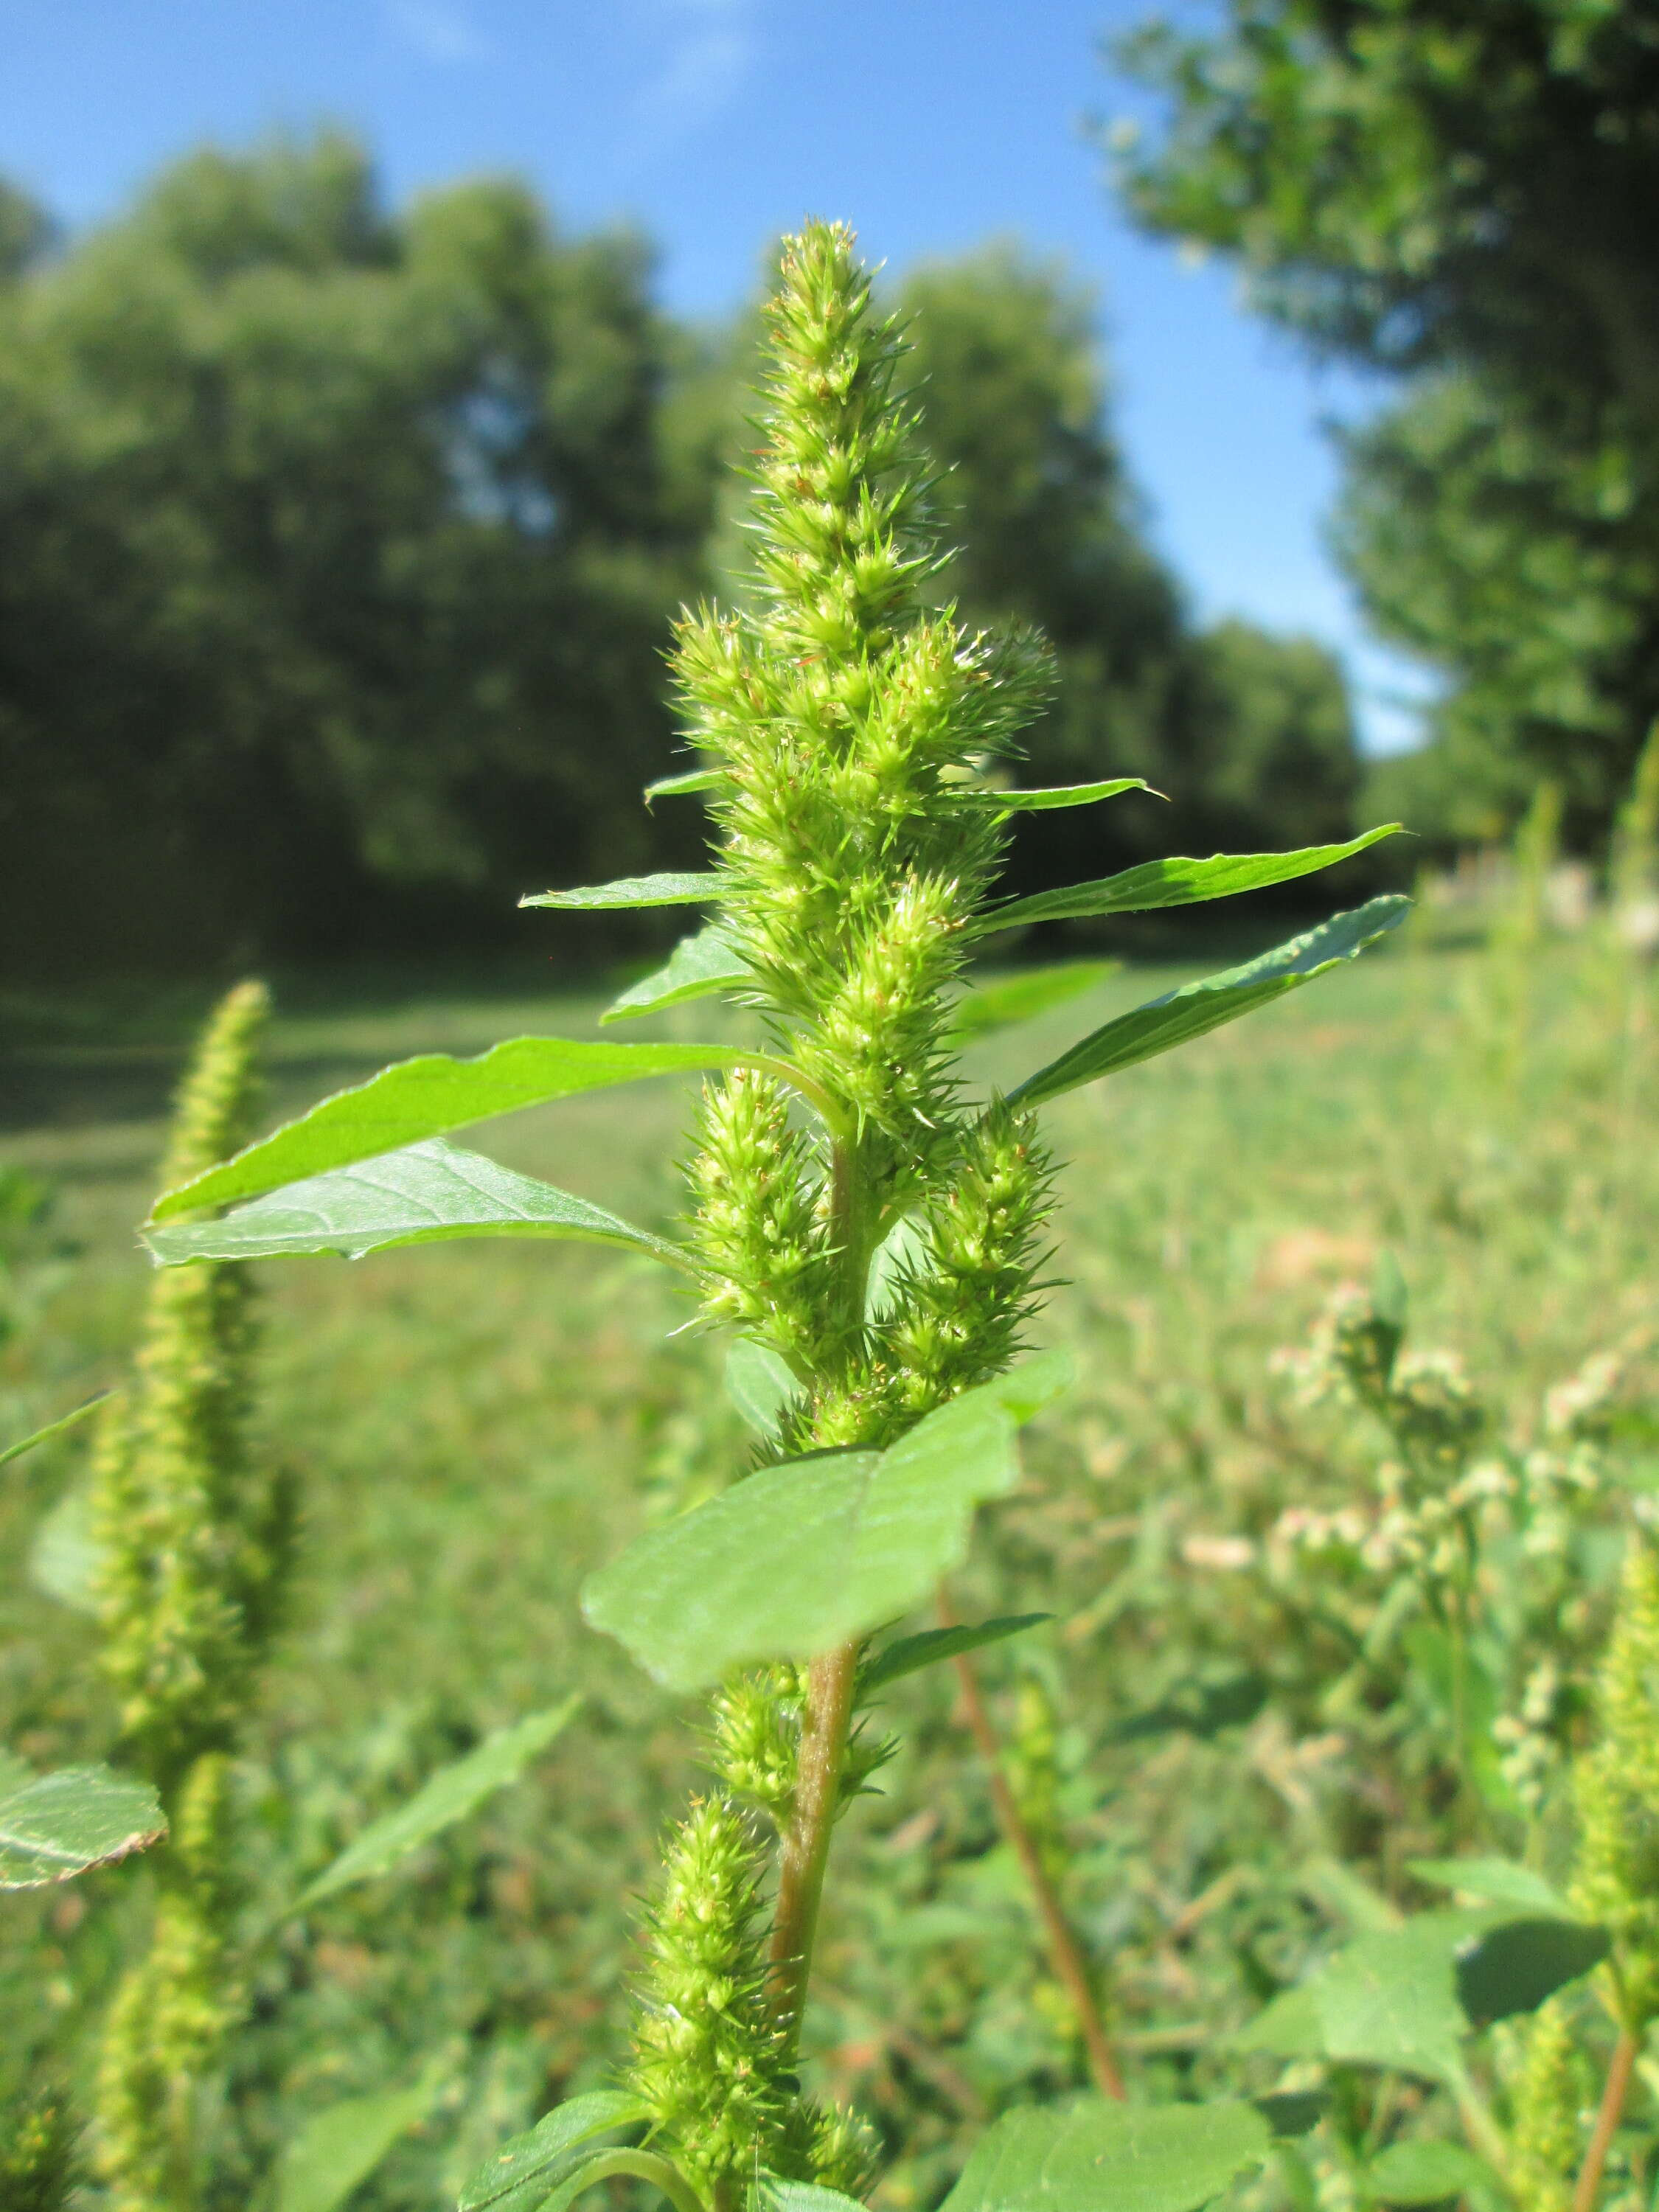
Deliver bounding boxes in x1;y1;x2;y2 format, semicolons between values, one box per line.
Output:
680;221;1057;1458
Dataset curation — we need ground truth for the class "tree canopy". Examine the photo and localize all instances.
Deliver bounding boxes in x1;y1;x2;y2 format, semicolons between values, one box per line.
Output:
1113;0;1659;839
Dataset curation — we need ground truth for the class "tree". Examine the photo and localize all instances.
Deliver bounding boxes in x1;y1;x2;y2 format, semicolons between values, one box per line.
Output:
0;135;711;977
1335;375;1659;841
1113;0;1659;836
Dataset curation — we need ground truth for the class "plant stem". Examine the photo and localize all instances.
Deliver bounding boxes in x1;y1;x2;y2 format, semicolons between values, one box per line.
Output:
1572;2024;1639;2212
768;1636;860;2052
942;1593;1127;2101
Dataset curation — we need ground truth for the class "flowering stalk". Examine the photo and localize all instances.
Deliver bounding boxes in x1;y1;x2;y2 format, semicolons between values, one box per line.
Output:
92;981;293;2212
625;222;1060;2194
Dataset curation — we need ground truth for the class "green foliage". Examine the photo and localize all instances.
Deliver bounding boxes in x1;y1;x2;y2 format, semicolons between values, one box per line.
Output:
295;1699;578;1909
0;1394;109;1472
0;2087;81;2212
0;1756;165;1888
271;2070;444;2212
1006;897;1407;1106
458;2090;650;2212
0;133;709;976
941;2098;1273;2212
602;928;749;1025
861;1615;1053;1694
1113;0;1659;835
583;1361;1071;1691
146;1141;685;1269
148;1037;751;1222
984;828;1400;932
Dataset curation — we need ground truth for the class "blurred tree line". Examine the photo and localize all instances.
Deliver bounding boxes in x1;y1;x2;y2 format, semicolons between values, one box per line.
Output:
0;133;1363;981
1113;0;1659;850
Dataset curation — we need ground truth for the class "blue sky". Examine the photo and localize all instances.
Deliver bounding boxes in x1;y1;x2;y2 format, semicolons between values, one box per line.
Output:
4;0;1434;751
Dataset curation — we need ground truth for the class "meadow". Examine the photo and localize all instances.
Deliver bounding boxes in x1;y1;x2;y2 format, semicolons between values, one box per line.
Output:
3;918;1655;2208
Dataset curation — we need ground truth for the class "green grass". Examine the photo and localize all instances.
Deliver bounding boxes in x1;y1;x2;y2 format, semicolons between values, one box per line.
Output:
2;936;1655;2206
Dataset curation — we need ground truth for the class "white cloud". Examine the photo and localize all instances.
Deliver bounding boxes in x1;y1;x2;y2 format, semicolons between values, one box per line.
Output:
383;0;492;64
629;0;758;151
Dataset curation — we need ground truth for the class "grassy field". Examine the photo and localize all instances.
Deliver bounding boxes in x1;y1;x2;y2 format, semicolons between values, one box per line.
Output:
3;929;1655;2206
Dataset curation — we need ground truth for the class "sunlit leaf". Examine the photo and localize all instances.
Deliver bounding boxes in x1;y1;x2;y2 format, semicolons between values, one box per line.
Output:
983;826;1401;933
538;2148;707;2212
146;1142;687;1271
296;1699;579;1910
861;1613;1052;1694
725;1338;799;1441
584;1355;1072;1691
950;962;1116;1042
519;872;721;911
459;2090;649;2212
150;1037;750;1221
1408;1858;1571;1916
757;2186;869;2212
1006;897;1411;1108
942;2098;1273;2212
601;926;750;1025
954;776;1158;813
0;1759;165;1888
274;2070;443;2212
644;768;726;801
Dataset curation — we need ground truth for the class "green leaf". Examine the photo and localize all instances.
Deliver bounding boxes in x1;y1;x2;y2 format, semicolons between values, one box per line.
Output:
983;827;1401;933
1006;897;1411;1109
458;2090;650;2212
950;962;1117;1042
296;1699;579;1910
145;1142;687;1271
1231;1983;1326;2061
1453;1918;1610;2026
0;1760;165;1888
942;2098;1273;2212
274;2070;443;2212
519;872;721;911
1253;2092;1327;2139
1110;1669;1269;1743
644;768;726;801
1366;2140;1502;2207
725;1338;799;1441
954;776;1158;813
1234;1913;1503;2081
584;1354;1073;1691
757;2186;869;2212
538;2148;708;2212
29;1481;104;1615
601;927;750;1025
861;1613;1052;1694
1408;1858;1572;1916
150;1037;749;1221
0;1393;111;1470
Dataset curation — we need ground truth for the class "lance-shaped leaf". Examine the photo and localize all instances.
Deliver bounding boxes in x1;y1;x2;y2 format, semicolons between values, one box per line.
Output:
0;1756;165;1888
950;961;1116;1043
519;872;721;911
644;767;726;801
145;1142;688;1271
274;2067;445;2212
584;1354;1072;1691
601;925;751;1025
942;2098;1273;2212
861;1613;1052;1694
982;824;1400;933
459;2093;650;2212
0;1393;111;1471
296;1699;580;1910
1006;897;1410;1109
953;776;1158;813
150;1037;749;1221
